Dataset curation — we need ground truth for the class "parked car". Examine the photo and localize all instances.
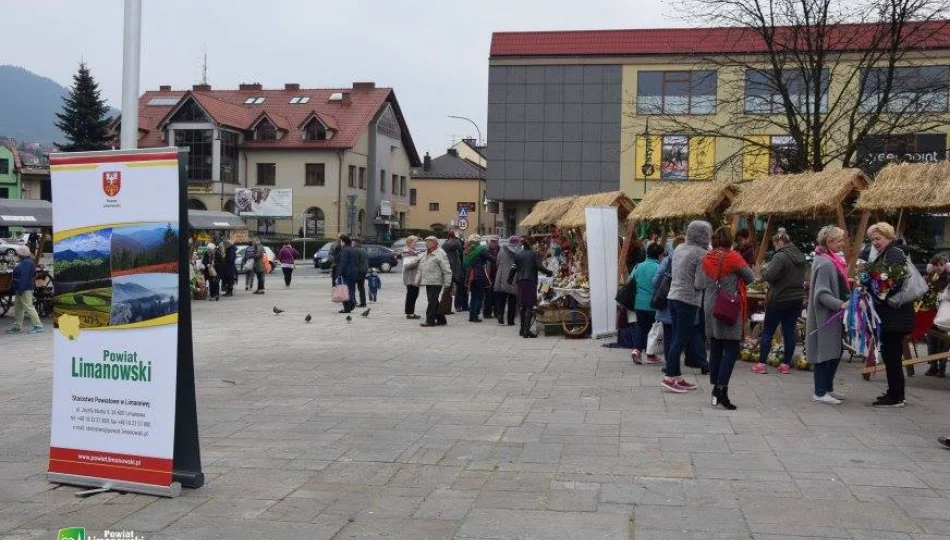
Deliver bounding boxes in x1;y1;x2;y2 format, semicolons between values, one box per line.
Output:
313;241;337;270
393;237;445;258
0;237;25;257
363;244;399;273
234;244;277;274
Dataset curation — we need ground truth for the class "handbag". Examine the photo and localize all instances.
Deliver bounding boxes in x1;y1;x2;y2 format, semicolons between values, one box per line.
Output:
507;264;518;285
646;322;664;356
711;252;741;326
651;269;672;310
935;291;950;330
242;259;254;272
331;277;350;303
887;256;928;308
438;286;454;315
615;273;637;310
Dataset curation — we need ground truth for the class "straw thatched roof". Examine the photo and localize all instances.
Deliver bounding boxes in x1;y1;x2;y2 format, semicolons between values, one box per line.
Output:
629;181;737;221
857;161;950;213
556;191;636;228
520;197;575;228
726;168;869;218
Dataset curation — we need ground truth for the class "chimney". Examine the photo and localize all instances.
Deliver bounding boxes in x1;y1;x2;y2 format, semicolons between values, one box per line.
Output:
447;148;459;158
159;85;171;91
353;82;376;90
193;83;211;91
423;152;431;171
341;91;352;104
285;83;300;91
238;83;263;91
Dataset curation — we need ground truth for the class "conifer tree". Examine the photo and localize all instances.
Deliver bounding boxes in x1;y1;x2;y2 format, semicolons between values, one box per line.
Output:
55;62;112;152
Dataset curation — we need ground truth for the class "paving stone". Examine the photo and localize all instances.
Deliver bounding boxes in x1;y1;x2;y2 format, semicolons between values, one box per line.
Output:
414;496;474;520
458;509;629;539
545;481;599;512
633;504;748;532
834;466;929;488
519;442;562;464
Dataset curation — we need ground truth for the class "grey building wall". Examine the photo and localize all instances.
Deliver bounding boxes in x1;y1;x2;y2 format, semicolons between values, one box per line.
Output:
486;64;622;202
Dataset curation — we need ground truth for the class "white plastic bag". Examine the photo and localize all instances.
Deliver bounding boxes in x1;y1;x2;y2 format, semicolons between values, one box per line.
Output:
646;322;664;356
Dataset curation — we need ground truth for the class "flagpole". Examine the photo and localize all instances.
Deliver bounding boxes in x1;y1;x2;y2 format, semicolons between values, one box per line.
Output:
120;0;142;150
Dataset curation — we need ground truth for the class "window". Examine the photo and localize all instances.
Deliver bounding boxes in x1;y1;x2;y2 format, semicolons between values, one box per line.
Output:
305;163;326;186
860;66;950;113
637;70;717;115
399;176;406;196
358;167;366;189
380;170;386;192
429;202;440;211
147;97;181;106
288;96;309;104
257;163;276;186
254;119;277;141
303;119;328;141
348;165;356;188
174;129;213;181
376;104;401;139
0;158;8;175
392;174;398;194
410;188;417;206
244;97;255;104
305;206;326;236
219;130;239;184
634;135;715;180
745;69;830;114
169;99;209;122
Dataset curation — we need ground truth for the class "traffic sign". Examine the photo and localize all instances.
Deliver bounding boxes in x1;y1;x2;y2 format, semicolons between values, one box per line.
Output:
458;207;469;218
457;217;469;230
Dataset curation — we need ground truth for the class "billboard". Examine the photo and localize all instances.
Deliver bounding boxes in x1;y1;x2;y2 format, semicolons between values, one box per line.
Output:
858;133;948;175
234;187;292;217
48;148;186;497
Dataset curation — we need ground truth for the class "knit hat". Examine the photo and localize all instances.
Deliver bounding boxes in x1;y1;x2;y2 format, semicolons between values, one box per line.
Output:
508;235;519;245
424;236;438;242
467;234;482;243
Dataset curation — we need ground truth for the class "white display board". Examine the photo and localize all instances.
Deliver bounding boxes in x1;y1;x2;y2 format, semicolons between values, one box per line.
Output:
48;148;181;495
235;187;293;217
585;207;619;339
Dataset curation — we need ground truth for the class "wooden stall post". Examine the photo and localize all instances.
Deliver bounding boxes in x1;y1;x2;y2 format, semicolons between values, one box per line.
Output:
755;215;772;271
850;210;871;268
836;204;851;262
619;218;638;282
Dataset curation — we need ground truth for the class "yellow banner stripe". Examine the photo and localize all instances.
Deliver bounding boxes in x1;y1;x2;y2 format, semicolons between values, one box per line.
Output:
53;221;177;242
50;164;99;171
125;160;178;168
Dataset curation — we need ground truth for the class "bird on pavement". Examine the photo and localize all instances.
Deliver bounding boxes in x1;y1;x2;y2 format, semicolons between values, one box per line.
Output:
273;306;284;315
345;315;352;323
304;313;312;323
360;308;371;318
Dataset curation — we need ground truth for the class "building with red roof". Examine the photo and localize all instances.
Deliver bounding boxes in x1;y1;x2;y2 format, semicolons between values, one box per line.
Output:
130;81;420;238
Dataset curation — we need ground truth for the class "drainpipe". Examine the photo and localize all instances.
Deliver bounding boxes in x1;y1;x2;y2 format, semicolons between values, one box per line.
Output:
337;150;345;236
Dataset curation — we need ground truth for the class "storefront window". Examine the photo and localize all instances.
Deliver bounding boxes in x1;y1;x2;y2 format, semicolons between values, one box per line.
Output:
219;130;239;184
175;129;213;182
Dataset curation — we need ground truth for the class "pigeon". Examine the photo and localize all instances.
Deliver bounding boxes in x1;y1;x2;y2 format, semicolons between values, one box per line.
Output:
360;308;371;318
304;313;312;323
273;306;284;315
345;315;352;323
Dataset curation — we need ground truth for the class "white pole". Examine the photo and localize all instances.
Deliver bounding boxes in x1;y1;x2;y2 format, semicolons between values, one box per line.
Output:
120;0;142;150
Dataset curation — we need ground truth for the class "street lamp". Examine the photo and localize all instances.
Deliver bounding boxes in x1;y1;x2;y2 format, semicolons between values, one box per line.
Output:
447;115;482;146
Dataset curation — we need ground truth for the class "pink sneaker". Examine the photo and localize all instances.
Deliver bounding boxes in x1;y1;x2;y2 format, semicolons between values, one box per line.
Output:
661;377;688;393
750;362;768;374
631;349;642;364
778;363;792;375
674;378;697;391
644;354;661;364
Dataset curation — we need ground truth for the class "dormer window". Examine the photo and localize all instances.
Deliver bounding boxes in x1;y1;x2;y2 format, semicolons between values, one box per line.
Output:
254;118;278;141
303;118;328;141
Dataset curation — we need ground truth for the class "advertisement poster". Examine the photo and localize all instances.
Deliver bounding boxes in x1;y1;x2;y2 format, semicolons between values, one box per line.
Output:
857;133;948;175
48;148;181;492
661;136;689;179
235;187;292;217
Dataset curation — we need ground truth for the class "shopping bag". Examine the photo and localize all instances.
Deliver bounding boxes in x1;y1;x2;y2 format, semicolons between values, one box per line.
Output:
646;322;664;356
887;257;928;308
242;259;254;272
331;278;350;303
935;299;950;331
438;286;454;315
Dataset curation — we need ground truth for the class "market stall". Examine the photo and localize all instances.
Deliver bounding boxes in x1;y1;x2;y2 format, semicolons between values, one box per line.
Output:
520;191;635;337
187;210;248;299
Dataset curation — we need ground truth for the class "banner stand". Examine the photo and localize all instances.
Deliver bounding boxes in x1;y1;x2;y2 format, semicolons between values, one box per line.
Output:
172;149;204;489
49;472;182;498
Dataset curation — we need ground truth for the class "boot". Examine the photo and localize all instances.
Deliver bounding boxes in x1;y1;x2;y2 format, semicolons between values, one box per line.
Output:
519;308;528;337
717;386;737;410
926;363;940;377
711;387;721;407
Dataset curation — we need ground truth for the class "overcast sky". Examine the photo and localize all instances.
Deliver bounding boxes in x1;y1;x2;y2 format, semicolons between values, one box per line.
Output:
1;0;676;156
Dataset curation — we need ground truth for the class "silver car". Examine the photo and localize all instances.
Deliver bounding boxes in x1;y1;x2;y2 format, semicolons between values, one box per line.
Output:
234;245;277;274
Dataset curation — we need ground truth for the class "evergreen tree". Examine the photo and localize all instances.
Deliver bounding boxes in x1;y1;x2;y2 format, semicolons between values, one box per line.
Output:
55;63;112;152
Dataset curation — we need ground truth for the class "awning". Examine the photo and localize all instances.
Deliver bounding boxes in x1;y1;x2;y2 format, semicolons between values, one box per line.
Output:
188;210;247;231
0;198;53;227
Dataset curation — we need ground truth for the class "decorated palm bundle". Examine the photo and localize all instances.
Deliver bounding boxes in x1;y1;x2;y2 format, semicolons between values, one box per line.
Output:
844;287;880;359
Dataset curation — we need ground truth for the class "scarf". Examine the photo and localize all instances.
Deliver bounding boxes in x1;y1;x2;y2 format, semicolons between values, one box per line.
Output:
463;244;486;269
815;246;851;293
701;248;749;325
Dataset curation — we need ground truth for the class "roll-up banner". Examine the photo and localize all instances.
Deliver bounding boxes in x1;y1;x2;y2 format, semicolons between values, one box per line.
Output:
47;148;202;497
585;206;619;339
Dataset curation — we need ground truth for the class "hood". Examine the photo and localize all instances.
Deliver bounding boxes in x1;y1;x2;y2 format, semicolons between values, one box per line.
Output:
686;220;712;247
778;244;806;266
503;244;519;256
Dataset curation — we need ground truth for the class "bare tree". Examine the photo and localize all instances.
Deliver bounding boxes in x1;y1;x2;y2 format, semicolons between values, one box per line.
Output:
630;0;950;176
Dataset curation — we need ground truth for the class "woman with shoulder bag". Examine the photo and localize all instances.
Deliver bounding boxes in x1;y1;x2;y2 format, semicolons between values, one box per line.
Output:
652;236;684;362
202;242;221;301
695;227;755;410
631;243;664;364
401;236;423;320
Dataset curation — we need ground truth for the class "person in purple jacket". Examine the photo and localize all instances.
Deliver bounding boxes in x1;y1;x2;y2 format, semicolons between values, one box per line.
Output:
277;241;301;287
5;245;43;334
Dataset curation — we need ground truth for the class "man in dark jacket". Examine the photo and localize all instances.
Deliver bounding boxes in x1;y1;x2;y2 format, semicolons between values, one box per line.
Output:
443;231;466;311
353;238;370;307
222;241;238;296
483;238;500;319
337;235;359;313
5;246;42;334
513;238;553;338
330;235;344;289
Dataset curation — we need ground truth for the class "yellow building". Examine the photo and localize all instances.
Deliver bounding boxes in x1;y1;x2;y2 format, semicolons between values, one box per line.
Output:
133;82;419;238
488;24;950;231
408;149;498;234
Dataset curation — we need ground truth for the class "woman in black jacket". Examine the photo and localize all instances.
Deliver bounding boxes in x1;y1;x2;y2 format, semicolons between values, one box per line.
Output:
222;241;238;297
758;228;807;375
443;231;466;311
860;222;915;408
513;238;553;338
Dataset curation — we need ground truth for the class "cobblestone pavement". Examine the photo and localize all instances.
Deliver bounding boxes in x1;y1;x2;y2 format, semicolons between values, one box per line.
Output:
1;270;949;539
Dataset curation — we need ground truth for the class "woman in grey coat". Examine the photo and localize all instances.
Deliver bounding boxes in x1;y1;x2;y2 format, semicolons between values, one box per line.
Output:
696;227;755;410
493;236;520;326
806;225;851;405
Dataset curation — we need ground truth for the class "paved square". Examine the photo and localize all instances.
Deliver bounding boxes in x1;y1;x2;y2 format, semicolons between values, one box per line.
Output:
2;269;949;539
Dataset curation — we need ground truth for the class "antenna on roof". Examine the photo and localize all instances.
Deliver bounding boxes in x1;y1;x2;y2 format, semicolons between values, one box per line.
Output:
200;47;208;85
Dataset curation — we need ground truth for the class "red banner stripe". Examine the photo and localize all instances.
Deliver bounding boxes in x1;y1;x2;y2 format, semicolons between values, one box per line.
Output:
50;151;178;166
48;447;173;486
